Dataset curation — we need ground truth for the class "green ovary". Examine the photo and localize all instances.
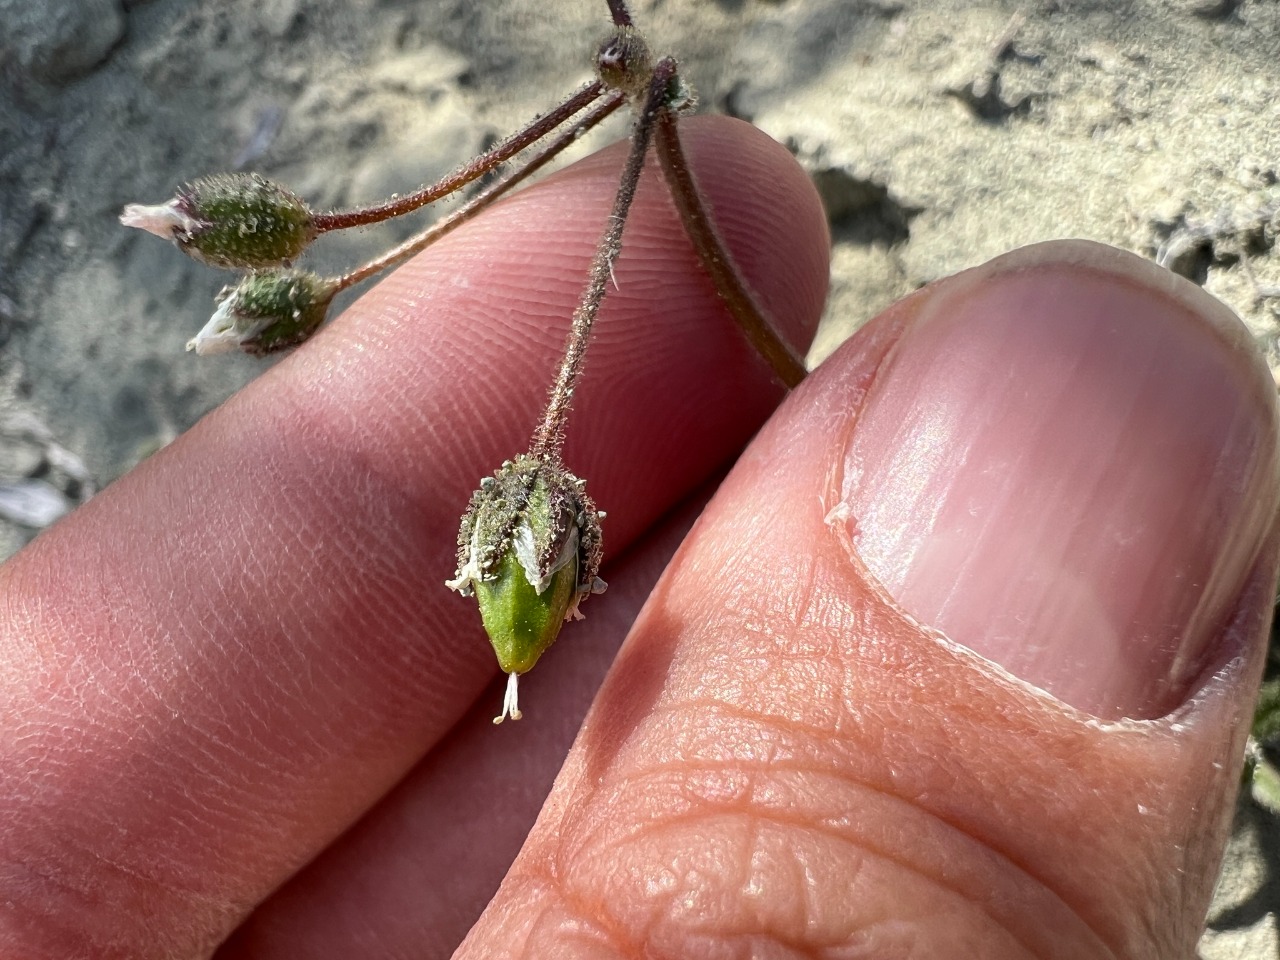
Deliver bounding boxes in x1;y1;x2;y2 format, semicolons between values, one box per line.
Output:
475;549;576;675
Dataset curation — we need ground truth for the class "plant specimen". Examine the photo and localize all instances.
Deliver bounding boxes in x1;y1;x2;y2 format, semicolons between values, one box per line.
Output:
120;0;805;723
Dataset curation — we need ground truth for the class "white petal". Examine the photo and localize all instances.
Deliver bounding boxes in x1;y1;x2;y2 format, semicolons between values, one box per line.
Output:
186;297;248;355
119;200;199;240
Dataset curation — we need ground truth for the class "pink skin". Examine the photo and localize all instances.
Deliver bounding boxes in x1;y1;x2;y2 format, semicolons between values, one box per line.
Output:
0;116;1276;960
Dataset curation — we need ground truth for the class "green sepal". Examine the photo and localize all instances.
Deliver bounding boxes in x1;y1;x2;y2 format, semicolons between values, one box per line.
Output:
177;174;316;270
476;548;577;675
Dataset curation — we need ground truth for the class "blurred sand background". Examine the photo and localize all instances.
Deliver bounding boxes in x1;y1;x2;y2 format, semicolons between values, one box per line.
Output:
1;0;1278;953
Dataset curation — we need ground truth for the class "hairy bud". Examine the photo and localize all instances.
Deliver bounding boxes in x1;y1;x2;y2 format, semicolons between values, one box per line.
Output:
595;26;653;100
188;269;337;356
121;173;316;270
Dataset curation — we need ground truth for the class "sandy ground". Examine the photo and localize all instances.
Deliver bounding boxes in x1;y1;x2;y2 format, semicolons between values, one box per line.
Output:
1;0;1278;954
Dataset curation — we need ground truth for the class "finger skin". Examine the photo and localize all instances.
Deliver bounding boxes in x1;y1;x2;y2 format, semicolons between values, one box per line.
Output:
458;241;1280;960
0;116;828;960
215;489;712;960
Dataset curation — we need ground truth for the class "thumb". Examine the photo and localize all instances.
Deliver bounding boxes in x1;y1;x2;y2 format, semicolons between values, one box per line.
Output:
461;240;1280;959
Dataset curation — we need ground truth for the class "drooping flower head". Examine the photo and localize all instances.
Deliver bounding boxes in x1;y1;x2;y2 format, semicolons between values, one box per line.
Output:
447;454;606;722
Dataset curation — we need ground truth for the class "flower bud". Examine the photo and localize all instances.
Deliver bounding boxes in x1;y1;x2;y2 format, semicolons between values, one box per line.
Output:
188;269;337;356
120;173;316;270
595;26;653;99
446;454;606;722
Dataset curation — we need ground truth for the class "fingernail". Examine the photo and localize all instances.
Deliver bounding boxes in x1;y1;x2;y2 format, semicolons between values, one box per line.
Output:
842;245;1280;720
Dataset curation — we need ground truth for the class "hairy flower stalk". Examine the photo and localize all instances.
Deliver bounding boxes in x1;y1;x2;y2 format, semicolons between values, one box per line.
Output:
653;110;807;388
449;52;684;724
308;79;609;233
335;92;626;292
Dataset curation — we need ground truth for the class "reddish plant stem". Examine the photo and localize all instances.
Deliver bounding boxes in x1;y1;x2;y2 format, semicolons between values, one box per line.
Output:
654;109;808;389
531;58;679;459
312;81;605;233
605;0;633;27
336;93;626;292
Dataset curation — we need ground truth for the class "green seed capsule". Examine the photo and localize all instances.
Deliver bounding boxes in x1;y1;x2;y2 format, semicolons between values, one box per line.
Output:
188;269;337;356
120;173;316;270
475;547;577;676
447;454;606;723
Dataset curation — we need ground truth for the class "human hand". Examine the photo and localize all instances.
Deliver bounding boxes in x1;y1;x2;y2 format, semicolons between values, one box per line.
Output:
2;116;1275;960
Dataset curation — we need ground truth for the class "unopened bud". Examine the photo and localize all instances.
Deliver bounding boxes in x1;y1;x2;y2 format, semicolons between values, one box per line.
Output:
121;173;316;270
188;269;337;356
446;454;606;723
595;26;653;100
